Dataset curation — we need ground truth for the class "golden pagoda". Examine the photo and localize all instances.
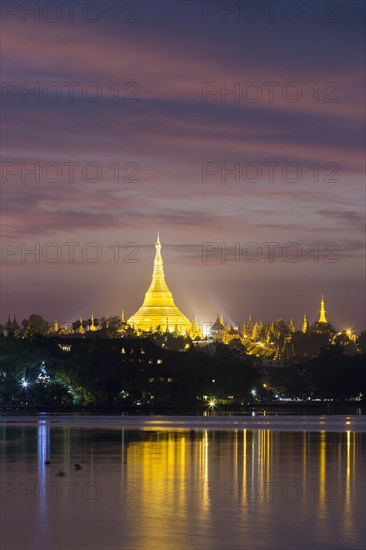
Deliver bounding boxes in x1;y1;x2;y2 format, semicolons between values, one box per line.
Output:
89;313;97;331
318;295;327;323
302;314;308;333
127;234;191;334
78;316;85;334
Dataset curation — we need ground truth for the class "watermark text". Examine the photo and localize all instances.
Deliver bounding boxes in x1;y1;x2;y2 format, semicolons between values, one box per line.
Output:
1;241;140;264
202;241;339;263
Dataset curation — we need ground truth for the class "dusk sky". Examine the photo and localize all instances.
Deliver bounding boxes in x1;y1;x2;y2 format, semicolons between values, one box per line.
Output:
1;0;365;330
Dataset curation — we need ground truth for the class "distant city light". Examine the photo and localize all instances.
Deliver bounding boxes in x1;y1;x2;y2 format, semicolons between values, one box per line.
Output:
207;396;217;409
208;399;216;408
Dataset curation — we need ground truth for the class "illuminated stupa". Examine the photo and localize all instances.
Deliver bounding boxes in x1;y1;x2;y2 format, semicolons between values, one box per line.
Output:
318;295;327;323
127;234;191;334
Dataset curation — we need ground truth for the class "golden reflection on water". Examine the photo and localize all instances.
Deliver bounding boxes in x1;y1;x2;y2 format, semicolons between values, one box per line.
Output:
343;430;354;536
123;426;360;546
319;430;327;519
1;422;363;549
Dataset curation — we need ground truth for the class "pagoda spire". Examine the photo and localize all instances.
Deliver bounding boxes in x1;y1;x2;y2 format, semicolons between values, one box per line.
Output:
302;314;308;333
78;316;85;334
319;295;327;323
89;313;97;331
151;232;165;283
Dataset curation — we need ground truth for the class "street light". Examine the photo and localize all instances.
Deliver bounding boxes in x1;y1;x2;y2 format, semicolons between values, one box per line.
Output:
207;397;217;410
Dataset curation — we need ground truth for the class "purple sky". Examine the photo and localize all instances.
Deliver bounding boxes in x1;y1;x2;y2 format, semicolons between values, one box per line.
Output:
1;1;365;331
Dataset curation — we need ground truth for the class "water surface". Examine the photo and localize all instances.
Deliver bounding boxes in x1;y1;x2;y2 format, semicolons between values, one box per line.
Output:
0;416;365;549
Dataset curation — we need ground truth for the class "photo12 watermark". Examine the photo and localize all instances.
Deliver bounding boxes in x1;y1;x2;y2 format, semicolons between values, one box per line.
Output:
201;1;340;25
1;81;140;104
1;1;140;24
201;161;339;184
1;241;140;264
1;161;140;184
202;81;340;104
202;481;340;503
2;480;140;504
201;241;340;263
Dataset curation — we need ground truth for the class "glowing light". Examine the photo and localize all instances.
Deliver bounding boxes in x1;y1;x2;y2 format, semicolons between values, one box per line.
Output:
207;397;217;409
344;328;357;341
37;364;51;384
202;324;212;337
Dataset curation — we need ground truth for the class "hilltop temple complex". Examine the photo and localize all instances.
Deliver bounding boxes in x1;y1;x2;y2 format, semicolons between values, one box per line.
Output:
3;235;354;361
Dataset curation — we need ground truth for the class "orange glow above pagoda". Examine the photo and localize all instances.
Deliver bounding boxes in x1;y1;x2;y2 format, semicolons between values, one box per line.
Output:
127;234;191;334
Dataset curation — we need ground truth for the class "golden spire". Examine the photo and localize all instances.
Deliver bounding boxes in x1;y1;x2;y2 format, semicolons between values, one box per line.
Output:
302;314;308;333
127;235;191;334
121;309;125;323
319;295;327;323
89;313;97;331
191;316;202;339
78;316;85;334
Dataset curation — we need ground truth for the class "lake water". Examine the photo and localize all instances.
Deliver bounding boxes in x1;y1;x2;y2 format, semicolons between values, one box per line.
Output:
0;415;365;549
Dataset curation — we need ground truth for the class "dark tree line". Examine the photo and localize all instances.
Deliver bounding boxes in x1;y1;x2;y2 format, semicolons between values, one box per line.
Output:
0;332;365;408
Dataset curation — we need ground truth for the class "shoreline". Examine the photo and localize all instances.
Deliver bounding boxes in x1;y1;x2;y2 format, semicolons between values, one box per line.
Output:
1;414;365;432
